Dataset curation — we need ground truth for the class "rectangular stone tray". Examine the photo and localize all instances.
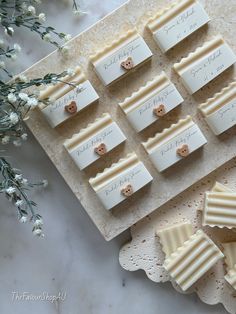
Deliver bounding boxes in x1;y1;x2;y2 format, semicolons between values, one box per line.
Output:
24;0;236;240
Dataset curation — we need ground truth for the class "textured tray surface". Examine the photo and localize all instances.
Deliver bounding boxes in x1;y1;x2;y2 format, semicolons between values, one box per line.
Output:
24;0;236;240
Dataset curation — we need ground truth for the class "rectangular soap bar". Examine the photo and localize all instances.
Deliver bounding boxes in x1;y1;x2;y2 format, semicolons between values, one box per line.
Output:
39;67;99;127
90;29;153;86
157;222;194;258
212;182;233;193
164;229;223;291
64;113;126;170
203;192;236;229
119;71;184;132
146;0;210;52
89;152;153;210
222;242;236;271
173;36;236;94
199;81;236;135
142;115;207;172
225;266;236;290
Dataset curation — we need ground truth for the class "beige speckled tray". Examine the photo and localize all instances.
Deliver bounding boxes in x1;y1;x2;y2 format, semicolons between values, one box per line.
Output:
24;0;236;240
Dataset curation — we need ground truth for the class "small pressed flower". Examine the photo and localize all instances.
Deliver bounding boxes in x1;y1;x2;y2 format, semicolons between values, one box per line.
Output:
27;5;36;15
27;97;38;107
61;46;69;55
15;174;23;181
19;215;28;223
21;178;28;185
43;33;51;42
15;199;24;207
64;34;72;42
13;139;22;147
42;179;48;187
13;43;21;53
67;68;75;76
9;112;19;125
38;13;46;22
10;54;17;61
18;74;28;82
21;133;28;141
8;93;17;103
2;135;10;144
34;217;43;227
19;92;29;101
0;61;5;68
32;226;43;237
6;187;16;194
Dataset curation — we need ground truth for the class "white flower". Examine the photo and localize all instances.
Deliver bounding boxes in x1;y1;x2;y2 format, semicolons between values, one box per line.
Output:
6;187;16;194
64;34;72;42
13;139;22;147
19;92;29;101
38;13;46;22
18;74;28;82
19;215;28;223
61;46;69;55
5;27;14;36
66;68;75;76
0;61;5;68
22;178;28;185
2;135;10;144
13;43;21;53
7;93;17;103
27;5;36;15
27;97;38;107
21;133;28;141
33;227;43;237
42;179;48;187
34;217;43;227
43;33;51;42
14;174;22;181
9;112;19;125
15;199;24;207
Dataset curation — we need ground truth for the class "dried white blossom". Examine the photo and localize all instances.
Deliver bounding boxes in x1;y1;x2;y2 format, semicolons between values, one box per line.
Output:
0;61;5;68
21;133;28;141
15;199;24;207
33;226;43;237
34;217;43;227
43;33;51;42
19;216;28;223
6;187;16;194
64;34;72;42
42;179;48;187
9;112;19;125
7;93;17;103
38;13;46;22
21;178;28;185
18;74;28;82
15;174;23;181
61;46;69;55
13;139;22;147
27;5;36;15
67;68;75;76
27;97;38;107
2;135;10;144
19;92;29;101
10;54;17;61
13;43;21;53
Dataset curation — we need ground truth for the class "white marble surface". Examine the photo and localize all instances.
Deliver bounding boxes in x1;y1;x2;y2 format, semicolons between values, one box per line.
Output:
0;1;228;313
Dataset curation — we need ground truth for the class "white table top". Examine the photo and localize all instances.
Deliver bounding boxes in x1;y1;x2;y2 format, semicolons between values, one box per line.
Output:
1;1;227;313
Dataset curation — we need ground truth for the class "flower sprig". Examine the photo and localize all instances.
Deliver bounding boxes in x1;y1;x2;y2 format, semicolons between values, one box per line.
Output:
0;157;46;236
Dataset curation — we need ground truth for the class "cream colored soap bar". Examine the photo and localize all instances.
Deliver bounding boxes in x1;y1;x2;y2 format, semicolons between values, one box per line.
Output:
119;71;183;132
212;182;233;193
199;81;236;135
225;266;236;290
203;192;236;228
90;29;153;86
157;222;194;258
64;113;126;170
173;36;236;94
39;67;99;127
146;0;210;52
142;115;207;172
222;242;236;271
89;152;153;210
164;229;223;291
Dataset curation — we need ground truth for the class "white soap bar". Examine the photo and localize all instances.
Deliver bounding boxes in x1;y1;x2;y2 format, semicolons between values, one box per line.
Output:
89;153;153;210
146;0;210;52
164;229;223;291
90;29;153;86
173;36;236;94
199;81;236;135
203;192;236;229
119;71;183;132
222;242;236;271
142;115;207;172
39;67;99;128
157;222;194;258
64;113;126;170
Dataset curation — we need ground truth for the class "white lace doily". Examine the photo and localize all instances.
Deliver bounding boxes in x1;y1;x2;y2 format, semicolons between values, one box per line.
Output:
119;158;236;313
